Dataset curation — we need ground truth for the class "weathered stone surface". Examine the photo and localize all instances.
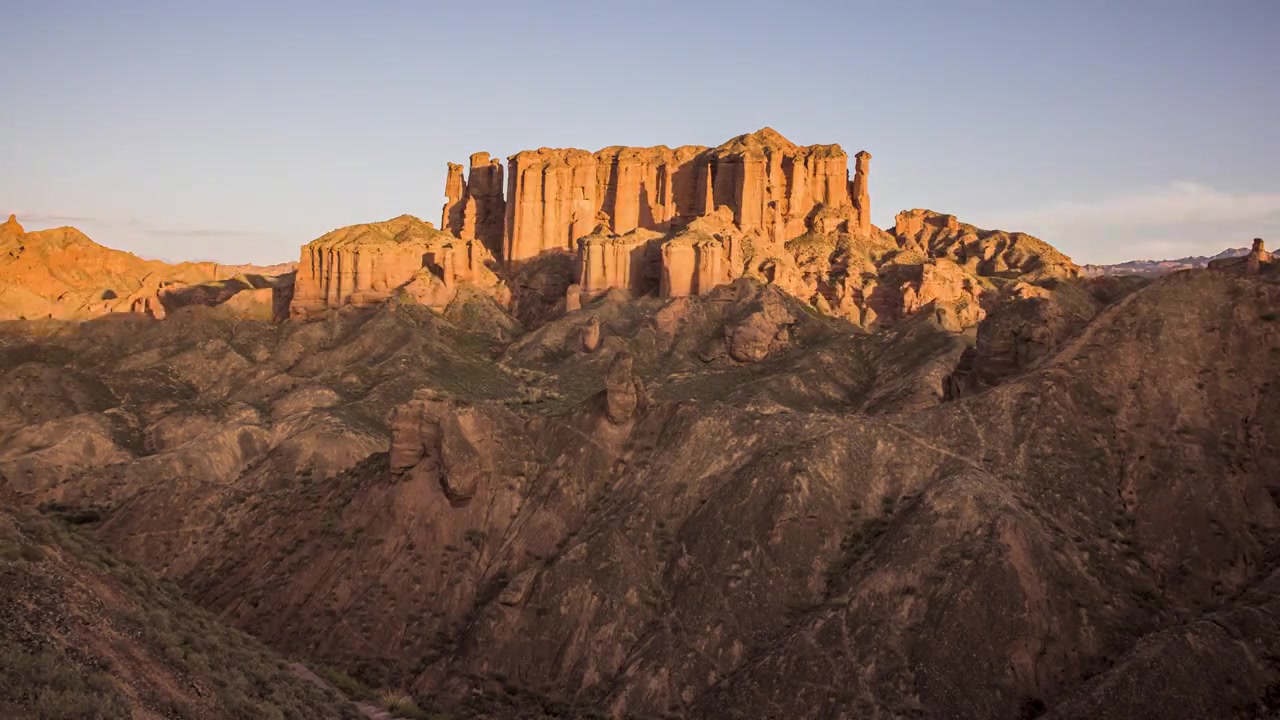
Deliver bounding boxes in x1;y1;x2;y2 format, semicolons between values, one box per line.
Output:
901;258;988;331
580;316;601;353
725;286;799;362
389;394;490;502
895;209;1080;280
486;129;866;268
706;128;852;240
290;215;507;318
603;351;643;423
852;150;872;234
442;155;506;259
564;283;582;313
441;162;466;236
578;230;660;297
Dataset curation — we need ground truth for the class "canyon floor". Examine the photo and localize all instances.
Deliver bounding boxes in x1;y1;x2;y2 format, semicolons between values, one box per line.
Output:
3;205;1280;718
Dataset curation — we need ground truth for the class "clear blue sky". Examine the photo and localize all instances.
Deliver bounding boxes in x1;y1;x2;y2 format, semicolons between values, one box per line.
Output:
3;0;1277;264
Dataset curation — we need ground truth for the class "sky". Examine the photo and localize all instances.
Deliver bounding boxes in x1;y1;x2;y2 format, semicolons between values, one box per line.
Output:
2;0;1277;265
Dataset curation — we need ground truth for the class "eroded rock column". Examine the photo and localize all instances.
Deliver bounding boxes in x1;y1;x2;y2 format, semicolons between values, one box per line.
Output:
852;151;871;234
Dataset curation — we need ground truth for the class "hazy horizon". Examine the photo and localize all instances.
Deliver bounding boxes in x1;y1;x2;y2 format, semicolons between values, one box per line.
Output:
3;0;1276;265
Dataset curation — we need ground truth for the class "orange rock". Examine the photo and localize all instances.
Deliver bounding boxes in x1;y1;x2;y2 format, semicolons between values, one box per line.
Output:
894;209;1079;282
0;219;293;321
900;259;987;332
2;214;23;235
479;129;864;265
290;215;506;318
565;283;582;313
442;162;466;235
578;231;660;297
1247;238;1270;275
852;151;872;234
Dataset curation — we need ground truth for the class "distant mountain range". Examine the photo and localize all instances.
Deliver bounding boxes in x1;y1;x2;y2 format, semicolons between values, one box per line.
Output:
1081;247;1249;277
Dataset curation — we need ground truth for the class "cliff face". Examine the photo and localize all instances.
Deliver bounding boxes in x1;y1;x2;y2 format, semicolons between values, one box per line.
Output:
501;144;708;263
705;127;852;240
290;214;507;319
444;128;864;266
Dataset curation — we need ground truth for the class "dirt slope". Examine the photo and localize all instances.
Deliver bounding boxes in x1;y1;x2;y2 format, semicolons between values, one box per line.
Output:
0;496;360;719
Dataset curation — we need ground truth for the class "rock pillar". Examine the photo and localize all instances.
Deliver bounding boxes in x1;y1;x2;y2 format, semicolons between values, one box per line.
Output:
852;151;871;234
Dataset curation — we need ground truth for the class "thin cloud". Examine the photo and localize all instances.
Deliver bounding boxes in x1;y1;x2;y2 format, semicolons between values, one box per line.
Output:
965;182;1280;264
988;182;1280;231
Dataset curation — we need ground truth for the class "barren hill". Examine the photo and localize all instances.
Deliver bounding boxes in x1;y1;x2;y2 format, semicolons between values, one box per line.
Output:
0;214;295;321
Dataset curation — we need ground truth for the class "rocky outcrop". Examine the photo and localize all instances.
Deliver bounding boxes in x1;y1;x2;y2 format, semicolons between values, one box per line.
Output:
723;285;800;362
706;128;852;240
656;207;742;299
389;393;491;503
504;145;704;263
602;351;645;423
851;151;871;234
580;316;601;353
289;215;507;319
442;154;506;257
2;213;22;236
485;129;867;267
578;230;660;297
901;258;988;331
441;163;466;237
1210;238;1273;275
895;209;1081;280
564;283;582;313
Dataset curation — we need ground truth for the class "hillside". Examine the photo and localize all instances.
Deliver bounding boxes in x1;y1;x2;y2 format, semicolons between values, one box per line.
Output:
0;497;361;719
0;215;294;321
1;234;1277;717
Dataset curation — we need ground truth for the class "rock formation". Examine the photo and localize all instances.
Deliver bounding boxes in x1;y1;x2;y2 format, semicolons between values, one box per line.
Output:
894;209;1080;280
900;258;987;331
0;214;295;321
602;351;645;423
578;230;660;297
564;283;582;313
389;393;491;503
289;215;508;319
580;316;601;352
442;155;506;257
479;129;863;269
441;163;466;236
852;151;871;234
1209;238;1274;275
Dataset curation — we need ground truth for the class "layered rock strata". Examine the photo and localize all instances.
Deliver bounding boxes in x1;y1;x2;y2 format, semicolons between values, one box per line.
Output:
290;215;506;319
442;153;506;257
449;128;864;266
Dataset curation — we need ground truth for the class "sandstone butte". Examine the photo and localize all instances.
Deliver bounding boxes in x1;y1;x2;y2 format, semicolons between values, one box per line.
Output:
1;129;1081;331
289;127;1081;331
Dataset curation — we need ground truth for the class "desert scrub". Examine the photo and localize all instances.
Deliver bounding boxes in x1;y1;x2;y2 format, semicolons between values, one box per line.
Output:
0;645;131;720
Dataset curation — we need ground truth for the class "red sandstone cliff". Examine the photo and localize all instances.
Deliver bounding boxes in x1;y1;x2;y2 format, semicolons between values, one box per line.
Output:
446;128;868;266
290;215;508;319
